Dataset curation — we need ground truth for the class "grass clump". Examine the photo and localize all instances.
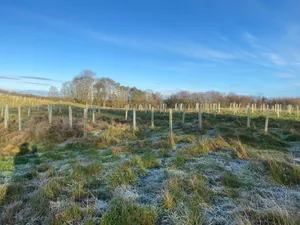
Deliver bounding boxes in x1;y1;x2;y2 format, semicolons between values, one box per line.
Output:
0;185;8;205
158;148;172;158
131;155;147;174
42;178;64;200
41;151;64;161
73;162;103;179
71;186;89;201
142;151;161;168
266;160;300;186
246;210;300;225
54;204;96;225
231;139;248;159
100;154;120;163
163;173;212;224
221;171;243;188
96;136;120;148
184;136;229;155
102;123;134;139
0;158;14;171
172;153;187;169
106;163;137;190
30;190;51;217
174;135;195;144
1;201;24;225
107;156;149;190
101;197;157;225
284;133;300;142
163;173;213;210
3;183;24;204
152;139;173;149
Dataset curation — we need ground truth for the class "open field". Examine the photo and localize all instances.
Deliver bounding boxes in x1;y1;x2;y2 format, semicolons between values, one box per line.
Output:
1;95;300;224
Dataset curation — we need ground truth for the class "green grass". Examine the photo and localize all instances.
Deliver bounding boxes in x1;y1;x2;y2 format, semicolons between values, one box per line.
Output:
41;151;64;161
184;137;230;155
266;160;300;186
73;162;104;179
141;151;161;168
101;197;157;225
221;171;244;188
42;178;64;200
2;105;300;224
54;203;97;225
106;162;138;190
0;158;14;171
172;152;187;169
163;173;212;224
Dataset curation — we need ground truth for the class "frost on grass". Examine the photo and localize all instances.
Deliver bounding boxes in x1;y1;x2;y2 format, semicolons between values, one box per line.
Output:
1;110;300;224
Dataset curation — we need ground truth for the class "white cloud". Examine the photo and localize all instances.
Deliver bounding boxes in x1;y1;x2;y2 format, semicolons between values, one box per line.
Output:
264;53;286;66
243;32;257;44
276;73;296;78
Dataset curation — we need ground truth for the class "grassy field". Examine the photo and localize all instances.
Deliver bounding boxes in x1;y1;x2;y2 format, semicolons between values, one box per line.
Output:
1;95;300;224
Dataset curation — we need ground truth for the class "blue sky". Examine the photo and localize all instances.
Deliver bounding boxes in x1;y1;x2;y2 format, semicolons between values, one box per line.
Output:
0;0;299;97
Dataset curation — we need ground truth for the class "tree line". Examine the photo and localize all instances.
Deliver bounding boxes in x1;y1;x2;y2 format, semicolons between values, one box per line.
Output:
50;70;163;107
48;70;300;107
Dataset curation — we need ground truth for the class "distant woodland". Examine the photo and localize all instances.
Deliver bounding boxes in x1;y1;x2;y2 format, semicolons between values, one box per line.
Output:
2;70;300;107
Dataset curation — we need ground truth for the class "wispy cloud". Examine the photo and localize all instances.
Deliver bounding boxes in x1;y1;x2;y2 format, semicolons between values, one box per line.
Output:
3;4;300;92
263;53;286;66
0;76;21;80
21;81;52;86
276;73;296;78
4;6;238;63
162;42;236;61
17;76;56;81
243;32;257;45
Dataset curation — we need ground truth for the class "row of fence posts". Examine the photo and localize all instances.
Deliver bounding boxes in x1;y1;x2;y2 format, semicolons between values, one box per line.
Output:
0;103;298;137
2;104;54;131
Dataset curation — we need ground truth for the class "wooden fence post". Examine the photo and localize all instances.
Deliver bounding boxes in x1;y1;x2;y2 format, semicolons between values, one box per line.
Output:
247;105;251;128
92;106;95;123
49;104;53;124
213;103;216;117
233;103;236;115
4;105;9;129
182;107;186;124
151;107;154;128
169;109;173;137
125;108;128;120
198;104;203;131
83;108;88;137
69;106;73;129
133;109;136;130
264;108;270;133
195;103;199;113
28;105;31;116
18;106;22;131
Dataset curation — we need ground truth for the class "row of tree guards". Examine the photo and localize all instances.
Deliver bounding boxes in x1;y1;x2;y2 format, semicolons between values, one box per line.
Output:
1;102;299;138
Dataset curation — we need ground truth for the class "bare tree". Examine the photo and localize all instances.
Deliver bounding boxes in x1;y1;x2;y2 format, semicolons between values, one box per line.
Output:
72;70;95;106
48;86;59;97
